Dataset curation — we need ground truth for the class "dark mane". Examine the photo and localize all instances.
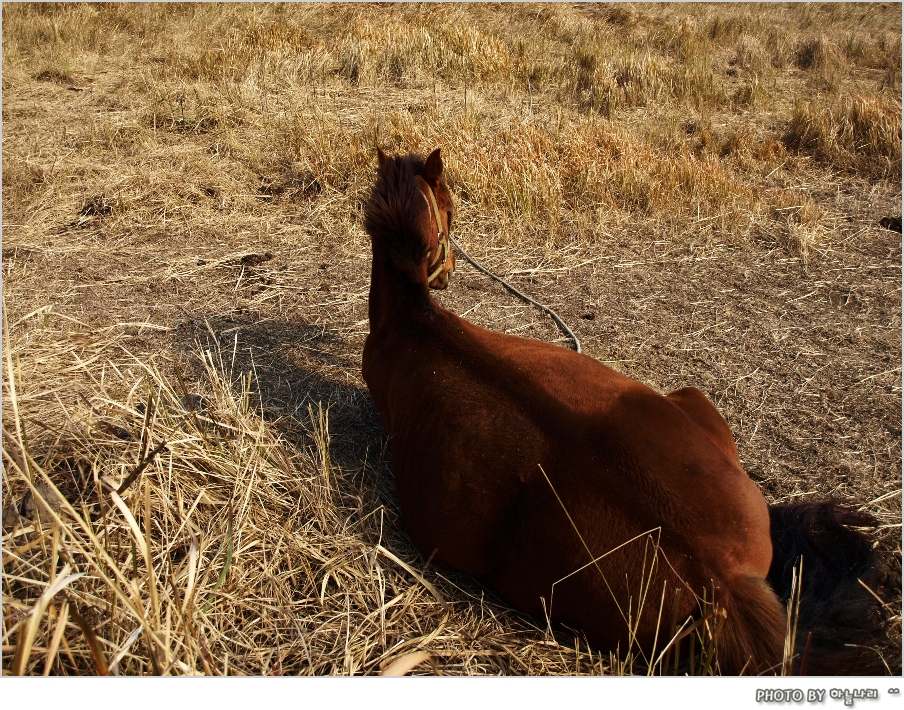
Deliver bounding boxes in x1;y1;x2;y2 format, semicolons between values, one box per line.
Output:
364;152;431;281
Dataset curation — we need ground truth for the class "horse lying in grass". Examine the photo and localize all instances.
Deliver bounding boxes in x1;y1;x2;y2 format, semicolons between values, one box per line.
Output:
361;147;887;675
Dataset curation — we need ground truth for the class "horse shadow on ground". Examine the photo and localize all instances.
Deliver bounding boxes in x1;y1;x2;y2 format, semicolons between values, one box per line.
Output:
169;312;535;628
171;312;387;478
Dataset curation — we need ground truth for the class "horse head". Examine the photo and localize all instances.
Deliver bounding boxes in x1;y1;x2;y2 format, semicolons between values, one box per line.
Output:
376;146;456;289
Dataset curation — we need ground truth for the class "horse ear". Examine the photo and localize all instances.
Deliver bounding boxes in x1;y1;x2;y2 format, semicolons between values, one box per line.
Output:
424;148;443;182
377;146;390;166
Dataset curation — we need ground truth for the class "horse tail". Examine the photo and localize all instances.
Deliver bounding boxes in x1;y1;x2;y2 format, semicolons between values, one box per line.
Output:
714;573;786;675
767;501;889;675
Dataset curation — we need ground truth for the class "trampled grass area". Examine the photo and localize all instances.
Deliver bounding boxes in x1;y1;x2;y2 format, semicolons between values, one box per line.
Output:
2;3;901;675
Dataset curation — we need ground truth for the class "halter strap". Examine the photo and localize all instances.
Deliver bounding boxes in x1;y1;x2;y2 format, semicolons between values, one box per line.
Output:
421;183;454;284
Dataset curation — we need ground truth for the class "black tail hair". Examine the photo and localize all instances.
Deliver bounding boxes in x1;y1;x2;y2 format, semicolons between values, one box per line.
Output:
768;502;892;675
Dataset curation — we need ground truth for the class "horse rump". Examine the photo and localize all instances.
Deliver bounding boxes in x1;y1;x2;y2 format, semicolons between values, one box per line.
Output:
767;501;892;674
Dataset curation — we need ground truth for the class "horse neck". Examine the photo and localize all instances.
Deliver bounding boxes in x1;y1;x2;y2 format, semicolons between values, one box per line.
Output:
368;245;432;334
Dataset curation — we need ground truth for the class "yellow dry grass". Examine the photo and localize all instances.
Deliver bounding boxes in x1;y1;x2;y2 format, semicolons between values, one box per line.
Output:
785;94;903;179
3;3;901;676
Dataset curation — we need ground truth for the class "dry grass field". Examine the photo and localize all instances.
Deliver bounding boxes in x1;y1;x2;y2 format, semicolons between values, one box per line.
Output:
2;2;901;676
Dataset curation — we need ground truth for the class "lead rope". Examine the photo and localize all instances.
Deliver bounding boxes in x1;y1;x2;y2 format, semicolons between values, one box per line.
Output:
448;235;581;354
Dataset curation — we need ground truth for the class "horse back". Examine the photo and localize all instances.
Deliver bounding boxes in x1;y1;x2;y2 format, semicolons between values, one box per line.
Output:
364;309;771;584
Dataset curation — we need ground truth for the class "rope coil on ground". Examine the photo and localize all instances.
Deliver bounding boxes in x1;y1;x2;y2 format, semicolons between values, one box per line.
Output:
449;235;581;354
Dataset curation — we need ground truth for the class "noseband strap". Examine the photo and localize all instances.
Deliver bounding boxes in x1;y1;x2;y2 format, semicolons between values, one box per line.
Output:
421;183;454;283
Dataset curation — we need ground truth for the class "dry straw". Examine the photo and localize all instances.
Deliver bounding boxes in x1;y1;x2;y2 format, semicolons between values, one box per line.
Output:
0;307;615;675
3;2;901;676
1;306;772;676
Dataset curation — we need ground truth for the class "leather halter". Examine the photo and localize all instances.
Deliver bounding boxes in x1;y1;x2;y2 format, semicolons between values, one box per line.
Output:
421;182;454;284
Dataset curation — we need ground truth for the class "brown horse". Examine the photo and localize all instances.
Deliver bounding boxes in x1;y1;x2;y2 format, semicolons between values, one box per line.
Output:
362;147;886;675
